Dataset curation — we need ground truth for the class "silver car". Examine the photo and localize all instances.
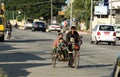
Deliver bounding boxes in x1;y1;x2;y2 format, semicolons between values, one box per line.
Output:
24;22;33;30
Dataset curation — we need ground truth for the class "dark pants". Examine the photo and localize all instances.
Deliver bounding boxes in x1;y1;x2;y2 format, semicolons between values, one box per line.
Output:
68;53;73;66
68;44;74;66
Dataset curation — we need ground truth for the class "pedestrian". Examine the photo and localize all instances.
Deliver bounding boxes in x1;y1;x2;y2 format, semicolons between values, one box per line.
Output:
52;33;64;57
66;26;80;67
5;21;12;39
62;19;68;33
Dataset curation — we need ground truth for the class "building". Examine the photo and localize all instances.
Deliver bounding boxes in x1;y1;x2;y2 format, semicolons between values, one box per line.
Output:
109;0;120;25
92;0;120;29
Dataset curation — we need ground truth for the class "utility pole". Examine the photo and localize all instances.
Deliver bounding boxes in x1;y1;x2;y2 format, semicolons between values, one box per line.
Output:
13;11;15;25
110;0;113;24
70;0;73;28
51;0;53;25
90;0;93;32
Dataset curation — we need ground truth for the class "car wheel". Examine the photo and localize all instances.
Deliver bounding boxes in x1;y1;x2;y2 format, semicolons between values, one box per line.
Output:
95;37;99;45
91;38;94;44
112;42;116;46
108;42;111;45
58;30;60;32
91;41;94;44
42;29;46;32
96;41;99;45
119;38;120;40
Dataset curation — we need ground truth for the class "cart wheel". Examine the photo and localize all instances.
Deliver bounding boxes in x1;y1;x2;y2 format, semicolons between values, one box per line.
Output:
74;51;80;69
69;53;74;67
52;56;56;68
51;49;57;68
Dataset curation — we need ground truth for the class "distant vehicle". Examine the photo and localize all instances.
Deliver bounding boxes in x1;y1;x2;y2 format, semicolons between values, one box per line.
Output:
114;26;120;40
47;23;62;32
24;22;33;30
31;21;46;32
91;24;116;45
110;54;120;77
0;15;4;42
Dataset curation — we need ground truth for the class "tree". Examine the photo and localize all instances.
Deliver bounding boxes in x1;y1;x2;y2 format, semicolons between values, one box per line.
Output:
64;0;91;30
1;0;66;21
73;0;91;30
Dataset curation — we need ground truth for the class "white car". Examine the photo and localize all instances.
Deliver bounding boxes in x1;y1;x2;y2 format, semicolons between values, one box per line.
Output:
47;23;62;32
91;24;116;45
114;26;120;40
24;22;33;30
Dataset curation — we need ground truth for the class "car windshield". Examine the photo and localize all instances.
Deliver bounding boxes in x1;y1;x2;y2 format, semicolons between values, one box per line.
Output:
99;25;114;31
35;22;45;26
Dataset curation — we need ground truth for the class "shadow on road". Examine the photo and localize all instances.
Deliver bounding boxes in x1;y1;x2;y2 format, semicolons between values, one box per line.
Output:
78;64;113;69
0;63;51;77
0;52;46;62
0;44;19;52
5;39;53;43
0;52;51;77
0;43;51;77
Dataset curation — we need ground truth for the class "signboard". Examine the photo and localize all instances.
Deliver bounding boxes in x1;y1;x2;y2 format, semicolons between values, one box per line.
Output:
104;0;109;5
58;11;65;15
94;6;108;15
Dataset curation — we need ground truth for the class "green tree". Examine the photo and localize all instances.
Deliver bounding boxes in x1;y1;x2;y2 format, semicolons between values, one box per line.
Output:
2;0;66;21
73;0;91;30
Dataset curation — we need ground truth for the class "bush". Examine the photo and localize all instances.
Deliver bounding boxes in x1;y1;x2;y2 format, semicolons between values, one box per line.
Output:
0;68;8;77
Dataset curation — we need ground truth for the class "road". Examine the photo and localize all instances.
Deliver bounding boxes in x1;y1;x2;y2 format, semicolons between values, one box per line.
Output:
0;29;120;77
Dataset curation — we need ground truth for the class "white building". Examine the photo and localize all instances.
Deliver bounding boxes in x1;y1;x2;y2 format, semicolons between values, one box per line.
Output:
109;0;120;25
92;0;120;29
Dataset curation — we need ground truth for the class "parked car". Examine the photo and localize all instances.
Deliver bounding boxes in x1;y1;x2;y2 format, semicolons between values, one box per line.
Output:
31;21;46;32
47;23;62;32
91;24;116;45
110;54;120;77
24;22;33;30
114;26;120;40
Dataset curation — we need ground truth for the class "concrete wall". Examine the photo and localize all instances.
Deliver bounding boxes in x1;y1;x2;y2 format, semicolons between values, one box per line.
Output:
91;15;115;29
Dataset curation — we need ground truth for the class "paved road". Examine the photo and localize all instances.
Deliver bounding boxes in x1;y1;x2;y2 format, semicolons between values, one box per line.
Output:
0;29;120;77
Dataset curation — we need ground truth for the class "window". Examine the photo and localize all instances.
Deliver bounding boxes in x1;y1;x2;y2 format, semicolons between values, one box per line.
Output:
93;25;98;31
99;25;114;31
35;22;45;26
